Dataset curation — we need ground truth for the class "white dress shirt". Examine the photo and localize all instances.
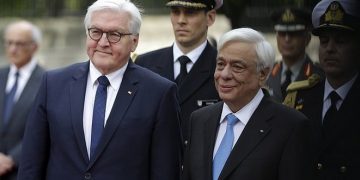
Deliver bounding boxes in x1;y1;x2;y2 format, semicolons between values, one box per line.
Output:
281;55;306;84
322;73;358;119
213;89;264;158
172;40;207;79
6;58;38;102
83;61;127;157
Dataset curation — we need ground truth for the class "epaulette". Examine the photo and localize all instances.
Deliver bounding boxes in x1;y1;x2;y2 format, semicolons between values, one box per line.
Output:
283;74;321;109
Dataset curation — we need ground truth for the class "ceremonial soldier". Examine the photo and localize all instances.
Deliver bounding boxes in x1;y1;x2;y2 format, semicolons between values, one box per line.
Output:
266;7;324;102
284;0;360;179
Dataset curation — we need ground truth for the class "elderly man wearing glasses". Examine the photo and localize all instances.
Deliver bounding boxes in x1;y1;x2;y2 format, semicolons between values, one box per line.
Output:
17;0;182;180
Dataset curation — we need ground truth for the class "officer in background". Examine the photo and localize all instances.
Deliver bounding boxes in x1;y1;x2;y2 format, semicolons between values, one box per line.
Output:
266;7;323;102
136;0;222;143
284;0;360;179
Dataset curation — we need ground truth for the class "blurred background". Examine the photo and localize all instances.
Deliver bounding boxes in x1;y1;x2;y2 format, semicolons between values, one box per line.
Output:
0;0;320;69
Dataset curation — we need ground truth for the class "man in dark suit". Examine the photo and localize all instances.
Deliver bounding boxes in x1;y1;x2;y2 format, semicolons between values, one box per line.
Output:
266;7;324;102
284;0;360;179
17;0;181;179
135;0;222;142
0;21;45;180
183;28;313;180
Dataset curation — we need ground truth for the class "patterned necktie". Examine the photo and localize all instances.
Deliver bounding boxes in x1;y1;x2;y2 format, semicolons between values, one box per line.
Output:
175;56;191;86
90;75;110;158
213;114;239;180
3;71;19;124
322;91;341;137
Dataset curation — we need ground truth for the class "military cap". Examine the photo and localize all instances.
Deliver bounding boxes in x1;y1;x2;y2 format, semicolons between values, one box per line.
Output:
271;7;311;31
166;0;223;10
312;0;360;35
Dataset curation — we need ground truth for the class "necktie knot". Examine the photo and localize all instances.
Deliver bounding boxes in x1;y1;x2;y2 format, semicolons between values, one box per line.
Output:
97;76;110;87
285;69;292;77
178;55;191;67
329;91;340;106
226;114;239;126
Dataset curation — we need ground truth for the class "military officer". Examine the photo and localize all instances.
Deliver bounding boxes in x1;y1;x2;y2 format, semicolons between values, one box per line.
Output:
284;0;360;179
266;7;324;102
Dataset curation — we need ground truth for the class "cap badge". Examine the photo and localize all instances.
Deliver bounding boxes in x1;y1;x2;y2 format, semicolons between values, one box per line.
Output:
282;9;295;23
325;2;344;23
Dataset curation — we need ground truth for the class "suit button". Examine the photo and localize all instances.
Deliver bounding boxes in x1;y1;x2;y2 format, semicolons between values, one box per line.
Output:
317;163;323;170
84;173;91;179
184;140;188;146
339;166;347;173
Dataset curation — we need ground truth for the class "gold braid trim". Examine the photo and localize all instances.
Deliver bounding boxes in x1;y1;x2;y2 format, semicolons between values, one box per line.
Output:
166;1;207;9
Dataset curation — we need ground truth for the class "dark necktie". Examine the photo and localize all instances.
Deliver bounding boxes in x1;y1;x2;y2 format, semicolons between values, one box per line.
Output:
281;69;292;98
213;114;239;180
175;56;190;86
322;91;341;137
90;76;110;158
3;71;19;124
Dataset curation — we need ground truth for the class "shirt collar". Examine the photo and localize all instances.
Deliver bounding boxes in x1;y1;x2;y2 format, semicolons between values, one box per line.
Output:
9;58;37;78
323;73;358;101
89;61;128;91
220;89;264;125
281;55;306;77
173;40;207;64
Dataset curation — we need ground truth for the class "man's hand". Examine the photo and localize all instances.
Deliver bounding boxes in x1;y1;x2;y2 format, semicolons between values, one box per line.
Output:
0;153;14;175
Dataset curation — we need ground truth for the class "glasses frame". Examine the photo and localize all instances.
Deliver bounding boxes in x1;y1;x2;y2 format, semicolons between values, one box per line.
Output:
87;28;133;43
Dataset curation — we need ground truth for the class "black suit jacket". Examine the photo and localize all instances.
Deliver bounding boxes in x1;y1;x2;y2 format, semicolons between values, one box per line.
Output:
291;76;360;179
266;55;324;102
135;42;219;141
0;65;45;180
183;96;314;180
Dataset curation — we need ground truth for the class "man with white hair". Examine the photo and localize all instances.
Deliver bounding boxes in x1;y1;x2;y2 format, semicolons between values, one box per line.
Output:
17;0;181;179
183;27;313;180
0;20;45;180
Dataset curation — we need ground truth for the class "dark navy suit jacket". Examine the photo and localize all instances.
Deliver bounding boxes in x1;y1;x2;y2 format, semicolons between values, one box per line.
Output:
18;61;182;180
135;42;219;142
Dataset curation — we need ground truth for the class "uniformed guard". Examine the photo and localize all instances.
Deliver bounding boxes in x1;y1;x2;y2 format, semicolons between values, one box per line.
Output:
284;0;360;179
266;7;324;102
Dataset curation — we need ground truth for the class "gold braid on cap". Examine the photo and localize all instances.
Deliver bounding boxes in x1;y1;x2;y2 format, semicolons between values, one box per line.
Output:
166;1;207;9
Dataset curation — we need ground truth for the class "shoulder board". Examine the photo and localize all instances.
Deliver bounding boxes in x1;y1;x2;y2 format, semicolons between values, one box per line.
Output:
286;73;321;92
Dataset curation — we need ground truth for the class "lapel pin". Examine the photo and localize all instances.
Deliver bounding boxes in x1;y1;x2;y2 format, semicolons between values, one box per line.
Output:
259;130;264;133
128;91;132;95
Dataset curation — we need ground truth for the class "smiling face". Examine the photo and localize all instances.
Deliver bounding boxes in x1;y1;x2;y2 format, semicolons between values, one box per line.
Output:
170;7;215;52
318;30;359;84
214;41;268;111
86;10;139;75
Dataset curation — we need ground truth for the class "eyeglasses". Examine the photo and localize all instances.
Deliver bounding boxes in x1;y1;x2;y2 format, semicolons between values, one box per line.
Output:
87;28;132;43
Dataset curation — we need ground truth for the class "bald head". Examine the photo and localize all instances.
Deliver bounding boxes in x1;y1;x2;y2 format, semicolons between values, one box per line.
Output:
4;21;42;68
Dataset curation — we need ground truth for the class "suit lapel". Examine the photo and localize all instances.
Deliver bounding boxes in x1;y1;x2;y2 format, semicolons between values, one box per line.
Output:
0;68;9;131
220;98;272;179
178;43;216;104
88;61;138;168
204;102;223;179
69;62;90;163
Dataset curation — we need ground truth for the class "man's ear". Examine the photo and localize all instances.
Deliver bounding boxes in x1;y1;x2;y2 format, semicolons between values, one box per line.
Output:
206;9;216;27
259;67;270;85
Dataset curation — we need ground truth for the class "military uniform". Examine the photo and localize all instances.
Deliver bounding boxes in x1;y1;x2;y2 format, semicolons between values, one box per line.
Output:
266;7;324;102
284;0;360;179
